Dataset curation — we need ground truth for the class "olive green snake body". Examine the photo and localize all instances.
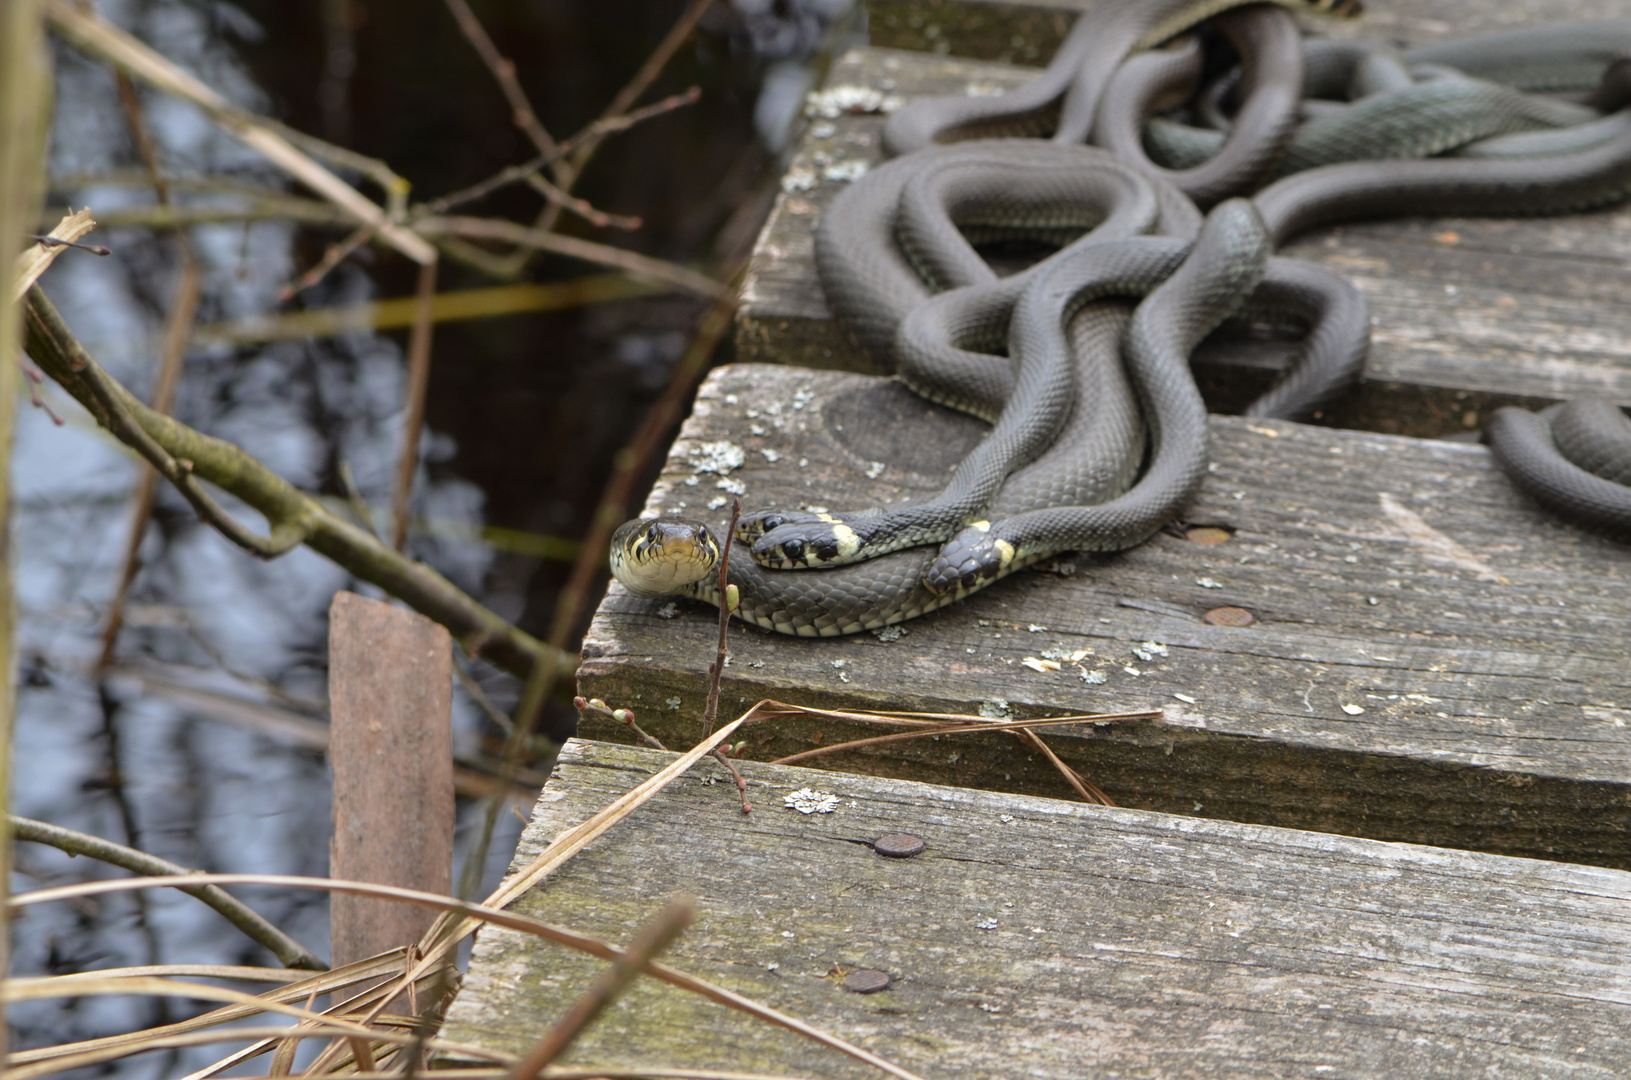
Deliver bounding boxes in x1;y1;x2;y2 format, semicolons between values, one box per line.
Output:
611;2;1631;635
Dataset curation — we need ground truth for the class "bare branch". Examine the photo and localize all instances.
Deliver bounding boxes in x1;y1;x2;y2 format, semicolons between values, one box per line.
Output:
10;816;325;969
21;286;575;682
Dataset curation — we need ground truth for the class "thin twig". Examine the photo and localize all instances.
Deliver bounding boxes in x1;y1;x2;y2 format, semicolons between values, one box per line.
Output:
279;221;377;301
504;898;694;1078
575;697;666;751
96;252;200;673
492;0;714;275
391;260;439;550
520;170;641;230
413;215;727;300
336;461;378;539
22;287;574;681
547;259;747;650
12;207;98;299
99;76;203;675
700;501;751;812
581;0;716;164
24;234;108;255
701;498;741;737
416;88;699;218
9;817;325;969
440;0;562;161
453;653;516;737
44;0;434;264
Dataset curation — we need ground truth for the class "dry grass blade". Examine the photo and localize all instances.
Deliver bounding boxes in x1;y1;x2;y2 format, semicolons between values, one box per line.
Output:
5;1026;510;1080
12;208;97;299
10;815;325;968
3;973;398;1078
4;951;409;1068
482;711;753;911
748;700;1153;805
2;975;387;1028
239;1071;824;1080
766;709;1161;768
14;865;927;1080
97;234;202;673
18;964;311;985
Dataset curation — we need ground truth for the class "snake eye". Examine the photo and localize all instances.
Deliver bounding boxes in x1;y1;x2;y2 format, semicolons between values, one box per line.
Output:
761;514;785;531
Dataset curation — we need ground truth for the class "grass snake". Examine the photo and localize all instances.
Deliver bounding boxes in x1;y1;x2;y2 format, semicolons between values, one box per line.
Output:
611;5;1631;635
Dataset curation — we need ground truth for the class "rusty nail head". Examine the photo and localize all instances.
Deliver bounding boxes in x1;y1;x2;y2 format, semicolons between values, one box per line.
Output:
842;969;892;994
874;834;925;858
1204;606;1255;627
1185;526;1231;545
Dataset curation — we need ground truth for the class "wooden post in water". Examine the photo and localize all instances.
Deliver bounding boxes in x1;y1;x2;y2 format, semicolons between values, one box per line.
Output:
328;591;454;967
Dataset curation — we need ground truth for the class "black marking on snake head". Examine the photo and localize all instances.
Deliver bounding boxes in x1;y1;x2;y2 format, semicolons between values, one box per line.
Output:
813;537;841;563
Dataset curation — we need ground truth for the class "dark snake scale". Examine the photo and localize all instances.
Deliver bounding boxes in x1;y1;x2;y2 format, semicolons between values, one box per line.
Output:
611;2;1631;636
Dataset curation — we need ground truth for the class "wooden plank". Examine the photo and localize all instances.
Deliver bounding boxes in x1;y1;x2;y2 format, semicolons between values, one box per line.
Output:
866;0;1075;65
577;363;1631;868
739;25;1631;435
865;0;1624;64
440;739;1631;1079
328;591;454;967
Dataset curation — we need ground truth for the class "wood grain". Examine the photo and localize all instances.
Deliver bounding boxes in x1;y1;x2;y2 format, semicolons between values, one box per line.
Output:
440;739;1631;1079
578;364;1631;868
328;591;454;967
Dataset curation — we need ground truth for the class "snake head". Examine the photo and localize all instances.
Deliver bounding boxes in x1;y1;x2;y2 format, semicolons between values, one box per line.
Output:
608;517;721;597
748;513;868;569
734;510;793;543
924;525;1014;595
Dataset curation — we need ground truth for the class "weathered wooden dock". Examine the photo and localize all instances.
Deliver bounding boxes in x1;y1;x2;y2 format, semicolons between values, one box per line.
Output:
446;0;1631;1072
441;741;1631;1077
574;0;1631;867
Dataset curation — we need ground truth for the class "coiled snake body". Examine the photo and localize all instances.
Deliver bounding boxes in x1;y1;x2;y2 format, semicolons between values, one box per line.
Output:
612;3;1631;635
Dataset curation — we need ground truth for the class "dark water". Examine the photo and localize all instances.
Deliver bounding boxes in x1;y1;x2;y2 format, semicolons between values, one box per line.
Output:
11;0;860;1068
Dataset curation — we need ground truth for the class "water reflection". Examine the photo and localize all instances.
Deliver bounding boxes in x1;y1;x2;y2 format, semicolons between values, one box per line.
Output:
14;0;511;1064
12;0;861;1069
